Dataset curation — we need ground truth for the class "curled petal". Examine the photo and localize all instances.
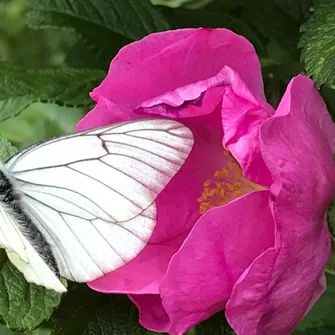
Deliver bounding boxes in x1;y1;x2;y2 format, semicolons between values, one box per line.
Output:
130;294;170;333
220;69;274;187
226;75;335;335
91;28;265;107
136;65;275;188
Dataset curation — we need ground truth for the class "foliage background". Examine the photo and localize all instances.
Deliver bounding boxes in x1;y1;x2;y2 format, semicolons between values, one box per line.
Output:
0;0;335;334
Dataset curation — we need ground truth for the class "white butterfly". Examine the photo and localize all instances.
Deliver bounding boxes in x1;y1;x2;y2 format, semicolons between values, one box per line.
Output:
0;118;194;292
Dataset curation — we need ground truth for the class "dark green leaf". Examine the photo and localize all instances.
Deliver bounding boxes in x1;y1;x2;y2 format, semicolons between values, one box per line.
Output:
320;85;335;120
195;312;235;335
0;103;85;150
0;62;105;122
299;0;335;87
241;0;300;41
27;0;170;41
65;36;129;71
65;39;111;70
294;326;335;334
294;208;335;332
326;199;335;275
223;0;309;108
162;5;264;53
274;0;313;21
328;199;335;238
0;137;17;162
150;0;213;9
295;274;335;332
51;284;146;335
240;0;304;80
27;0;167;69
0;258;62;332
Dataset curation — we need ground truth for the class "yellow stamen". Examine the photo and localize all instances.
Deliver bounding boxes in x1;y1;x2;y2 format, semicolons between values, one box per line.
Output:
198;152;265;214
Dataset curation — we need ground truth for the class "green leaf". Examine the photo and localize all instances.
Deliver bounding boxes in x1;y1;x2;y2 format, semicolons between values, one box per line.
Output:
299;0;335;87
240;1;310;72
27;0;167;69
150;0;212;9
233;0;310;108
295;274;335;332
0;103;85;150
65;36;130;71
320;85;335;121
27;0;170;41
241;0;301;41
195;312;235;334
0;137;17;162
326;199;335;275
51;284;146;335
238;0;310;63
162;4;264;53
0;62;105;122
295;207;335;333
274;0;312;21
294;327;335;334
0;258;62;332
65;39;111;70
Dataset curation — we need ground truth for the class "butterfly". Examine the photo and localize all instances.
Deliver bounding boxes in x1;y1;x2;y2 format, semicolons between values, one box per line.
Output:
0;118;194;292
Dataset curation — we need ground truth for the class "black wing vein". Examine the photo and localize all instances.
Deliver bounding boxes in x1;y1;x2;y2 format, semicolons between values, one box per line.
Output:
100;140;183;168
66;166;143;211
58;213;109;273
123;133;191;154
97;159;160;194
23;191;148;243
24;205;75;279
19;181;114;220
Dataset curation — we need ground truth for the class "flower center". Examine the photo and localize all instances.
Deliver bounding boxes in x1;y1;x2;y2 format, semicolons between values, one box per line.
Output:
198;151;264;214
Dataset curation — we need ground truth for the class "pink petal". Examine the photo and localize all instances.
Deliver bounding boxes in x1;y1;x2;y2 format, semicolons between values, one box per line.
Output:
91;28;265;108
226;75;335;335
130;294;170;333
76;96;141;131
138;69;228;109
137;73;226;120
220;69;274;187
135;65;274;187
89;115;227;294
133;191;275;334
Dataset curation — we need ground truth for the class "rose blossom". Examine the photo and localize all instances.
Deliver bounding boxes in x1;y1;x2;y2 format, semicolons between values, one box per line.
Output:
77;28;335;335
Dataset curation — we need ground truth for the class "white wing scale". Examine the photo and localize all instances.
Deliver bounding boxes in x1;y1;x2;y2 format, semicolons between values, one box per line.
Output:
0;205;66;292
2;119;193;291
0;205;28;260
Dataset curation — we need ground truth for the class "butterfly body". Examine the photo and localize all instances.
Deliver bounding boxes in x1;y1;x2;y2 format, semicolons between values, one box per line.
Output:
0;119;194;292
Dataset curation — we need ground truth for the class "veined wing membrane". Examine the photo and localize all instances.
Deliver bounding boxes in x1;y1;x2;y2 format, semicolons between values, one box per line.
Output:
0;204;66;292
8;119;193;223
6;119;194;282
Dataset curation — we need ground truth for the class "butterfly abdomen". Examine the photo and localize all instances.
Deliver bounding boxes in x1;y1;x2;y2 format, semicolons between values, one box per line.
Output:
0;167;60;277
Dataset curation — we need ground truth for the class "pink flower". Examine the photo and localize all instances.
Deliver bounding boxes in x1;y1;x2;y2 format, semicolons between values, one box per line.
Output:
77;28;335;335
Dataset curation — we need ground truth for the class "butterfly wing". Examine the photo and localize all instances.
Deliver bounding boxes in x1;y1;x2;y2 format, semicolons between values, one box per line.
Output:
0;204;66;292
6;118;193;286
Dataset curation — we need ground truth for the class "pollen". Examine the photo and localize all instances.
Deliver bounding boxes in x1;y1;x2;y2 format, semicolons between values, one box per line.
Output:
198;153;264;214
